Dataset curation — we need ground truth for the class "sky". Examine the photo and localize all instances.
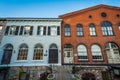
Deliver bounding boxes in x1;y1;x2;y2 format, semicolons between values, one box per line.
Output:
0;0;120;18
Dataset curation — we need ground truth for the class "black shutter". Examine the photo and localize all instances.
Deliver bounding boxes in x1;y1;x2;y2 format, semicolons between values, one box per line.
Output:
19;26;24;35
5;26;10;35
30;26;33;35
15;26;19;35
57;26;60;35
37;26;40;35
48;26;51;35
43;26;46;35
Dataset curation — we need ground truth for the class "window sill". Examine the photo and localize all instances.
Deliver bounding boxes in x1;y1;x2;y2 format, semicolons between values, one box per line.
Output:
78;60;89;62
14;60;28;63
92;60;104;62
31;60;44;62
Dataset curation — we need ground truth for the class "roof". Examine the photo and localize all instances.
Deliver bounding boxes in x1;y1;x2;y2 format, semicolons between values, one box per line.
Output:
59;4;120;18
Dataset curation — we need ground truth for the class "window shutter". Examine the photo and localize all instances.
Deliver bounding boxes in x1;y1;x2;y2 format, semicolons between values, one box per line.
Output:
19;26;24;35
57;26;60;35
15;26;19;35
48;26;51;35
37;26;40;35
30;26;33;35
5;26;10;35
43;26;46;35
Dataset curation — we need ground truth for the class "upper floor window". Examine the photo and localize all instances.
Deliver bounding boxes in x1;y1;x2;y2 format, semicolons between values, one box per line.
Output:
118;23;120;30
101;21;114;36
91;44;103;61
24;26;33;35
89;23;96;36
5;26;20;35
77;45;88;61
64;24;71;36
77;24;83;36
17;44;28;60
0;26;3;33
37;26;46;35
48;26;60;36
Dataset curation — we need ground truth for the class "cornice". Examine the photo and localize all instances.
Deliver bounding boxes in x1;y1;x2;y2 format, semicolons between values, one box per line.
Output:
59;4;120;18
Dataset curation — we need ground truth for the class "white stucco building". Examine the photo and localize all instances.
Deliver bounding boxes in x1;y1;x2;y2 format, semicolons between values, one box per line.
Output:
0;18;62;67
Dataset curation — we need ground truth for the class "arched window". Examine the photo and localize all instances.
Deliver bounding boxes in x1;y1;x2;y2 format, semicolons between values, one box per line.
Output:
89;23;96;36
91;44;103;61
77;24;83;36
17;44;28;60
118;23;120;30
2;44;13;64
64;24;71;36
106;42;120;63
33;44;43;60
77;45;88;61
101;21;114;36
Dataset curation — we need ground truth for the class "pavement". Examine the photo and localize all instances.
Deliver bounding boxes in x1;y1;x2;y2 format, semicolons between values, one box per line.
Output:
53;66;73;80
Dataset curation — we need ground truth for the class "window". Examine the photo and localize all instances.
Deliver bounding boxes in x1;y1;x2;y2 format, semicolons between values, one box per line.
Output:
101;21;114;36
37;26;46;35
118;23;120;30
17;44;28;60
64;24;71;36
77;45;88;61
101;12;107;17
4;26;20;35
0;26;3;33
91;44;103;61
47;26;60;36
10;26;16;35
24;26;33;35
89;23;96;36
51;26;57;35
106;42;120;63
77;24;83;36
33;44;43;60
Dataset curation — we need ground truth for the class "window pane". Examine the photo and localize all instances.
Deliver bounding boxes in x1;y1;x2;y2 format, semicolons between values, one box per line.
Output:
19;26;24;35
92;45;103;60
24;26;31;35
51;26;57;35
64;24;71;36
89;24;96;36
15;26;20;35
77;24;83;36
101;21;113;36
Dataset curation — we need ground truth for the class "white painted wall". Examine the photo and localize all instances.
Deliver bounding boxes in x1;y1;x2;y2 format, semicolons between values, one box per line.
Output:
0;19;62;66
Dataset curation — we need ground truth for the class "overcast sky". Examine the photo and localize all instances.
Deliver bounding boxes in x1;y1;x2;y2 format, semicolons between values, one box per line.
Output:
0;0;120;18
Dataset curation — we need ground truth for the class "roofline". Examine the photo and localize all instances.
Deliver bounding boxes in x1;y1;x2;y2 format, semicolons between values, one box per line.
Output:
59;4;120;18
0;17;62;21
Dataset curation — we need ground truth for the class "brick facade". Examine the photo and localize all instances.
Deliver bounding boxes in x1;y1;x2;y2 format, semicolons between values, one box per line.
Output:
59;4;120;65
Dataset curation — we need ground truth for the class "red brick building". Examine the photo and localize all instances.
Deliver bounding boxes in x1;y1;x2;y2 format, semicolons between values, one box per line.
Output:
60;4;120;80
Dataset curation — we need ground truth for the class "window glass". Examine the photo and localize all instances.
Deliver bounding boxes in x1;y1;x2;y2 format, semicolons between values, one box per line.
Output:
89;24;96;36
77;24;83;36
17;44;28;60
51;26;57;35
77;45;88;61
64;24;71;36
101;21;114;36
91;45;103;61
33;44;43;60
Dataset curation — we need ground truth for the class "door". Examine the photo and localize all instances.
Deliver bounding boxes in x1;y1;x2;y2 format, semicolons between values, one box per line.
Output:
49;49;58;63
2;49;12;64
